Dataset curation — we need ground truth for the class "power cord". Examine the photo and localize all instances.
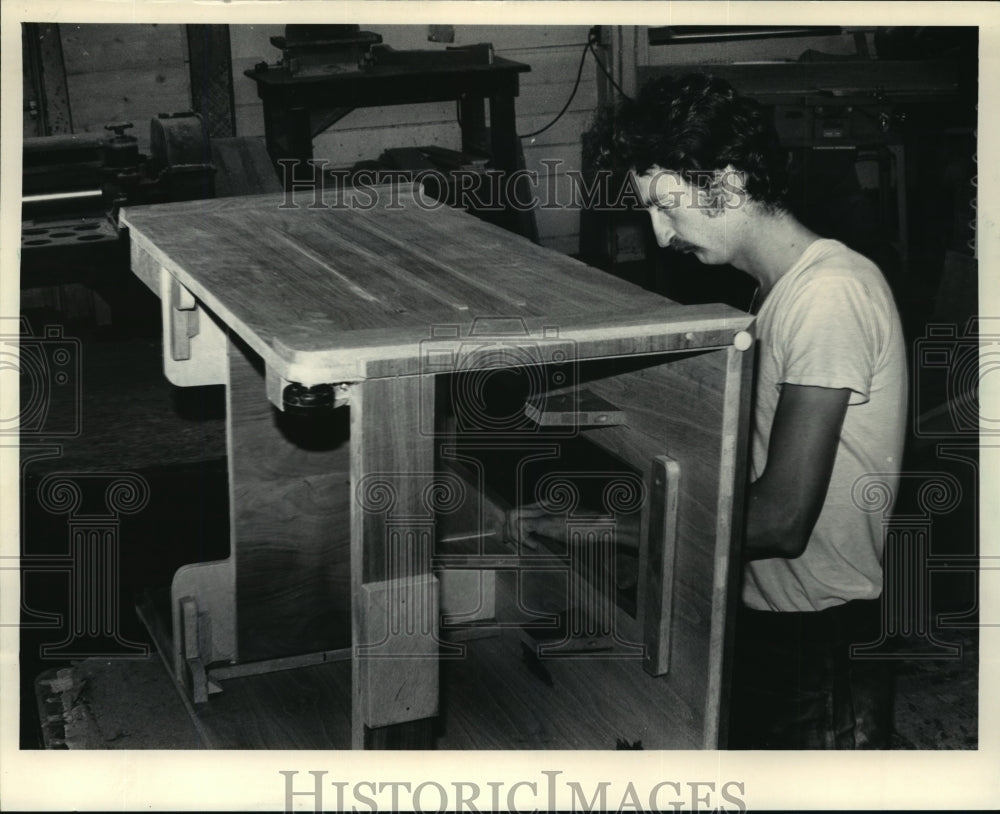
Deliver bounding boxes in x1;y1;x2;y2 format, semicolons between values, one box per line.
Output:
518;40;589;140
588;37;632;101
518;30;632;141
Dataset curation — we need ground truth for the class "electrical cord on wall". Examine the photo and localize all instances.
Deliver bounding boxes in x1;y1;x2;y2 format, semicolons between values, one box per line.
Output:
587;38;632;101
518;31;632;141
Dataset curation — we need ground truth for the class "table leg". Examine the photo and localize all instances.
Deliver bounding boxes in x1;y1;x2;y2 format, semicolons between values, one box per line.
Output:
351;375;440;749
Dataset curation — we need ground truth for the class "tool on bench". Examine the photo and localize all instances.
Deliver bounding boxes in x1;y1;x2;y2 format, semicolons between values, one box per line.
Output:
21;112;216;257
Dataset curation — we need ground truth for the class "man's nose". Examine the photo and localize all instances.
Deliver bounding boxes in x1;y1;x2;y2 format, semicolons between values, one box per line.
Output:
648;209;675;248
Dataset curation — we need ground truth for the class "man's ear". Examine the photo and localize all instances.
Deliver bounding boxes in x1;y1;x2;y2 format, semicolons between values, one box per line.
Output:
718;164;749;211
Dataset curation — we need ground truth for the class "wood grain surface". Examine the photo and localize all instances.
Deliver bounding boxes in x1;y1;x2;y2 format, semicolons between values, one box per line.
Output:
349;374;439;747
121;191;753;383
227;333;353;662
578;347;750;747
128;191;755;749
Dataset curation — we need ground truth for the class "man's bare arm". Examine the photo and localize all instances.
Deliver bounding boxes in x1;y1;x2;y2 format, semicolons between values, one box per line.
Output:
743;383;851;561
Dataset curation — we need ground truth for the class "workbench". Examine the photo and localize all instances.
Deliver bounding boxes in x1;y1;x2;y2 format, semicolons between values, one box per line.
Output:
121;188;755;749
244;56;536;239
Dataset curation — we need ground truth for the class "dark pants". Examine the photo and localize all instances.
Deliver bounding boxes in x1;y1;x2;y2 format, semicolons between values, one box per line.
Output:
727;598;894;749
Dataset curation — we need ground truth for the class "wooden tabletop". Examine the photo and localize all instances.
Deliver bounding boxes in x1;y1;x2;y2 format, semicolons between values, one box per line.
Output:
121;189;754;382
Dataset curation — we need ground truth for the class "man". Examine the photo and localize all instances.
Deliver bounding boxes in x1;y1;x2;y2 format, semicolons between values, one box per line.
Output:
525;74;908;748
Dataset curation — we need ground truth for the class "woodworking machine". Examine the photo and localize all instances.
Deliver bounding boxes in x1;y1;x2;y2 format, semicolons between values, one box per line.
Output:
21;112;215;271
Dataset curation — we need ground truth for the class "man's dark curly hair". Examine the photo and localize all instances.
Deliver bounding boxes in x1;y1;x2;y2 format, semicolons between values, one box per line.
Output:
582;73;790;209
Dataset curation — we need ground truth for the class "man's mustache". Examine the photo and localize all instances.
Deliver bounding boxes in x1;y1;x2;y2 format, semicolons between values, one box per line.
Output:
669;238;698;253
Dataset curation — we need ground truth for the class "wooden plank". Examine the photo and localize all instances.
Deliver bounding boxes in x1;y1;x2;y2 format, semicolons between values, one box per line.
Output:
208;647;351;681
501;45;596;86
342;203;645;312
228;23;284;59
350;373;438;748
180;596;209;704
122;194;752;384
232;56;270;106
66;68;191;152
226;333;354;663
169;276;197;361
185;658;353;749
644;455;680;676
439;569;497;624
143;574;715;750
459;25;592;52
159;269;228;388
61;23;187;74
515;78;598;117
707;342;756;748
525;388;625;427
522;143;585;172
513;109;594;145
209;137;282;197
359;575;440;729
171;559;236;683
275;306;750;383
336;207;573;312
234;103;266;139
438;570;704;749
578;347;746;747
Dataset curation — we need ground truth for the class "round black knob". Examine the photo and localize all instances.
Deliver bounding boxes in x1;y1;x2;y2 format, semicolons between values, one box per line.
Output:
282;382;336;415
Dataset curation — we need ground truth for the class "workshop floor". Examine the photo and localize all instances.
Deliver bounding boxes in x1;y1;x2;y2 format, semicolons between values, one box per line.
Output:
18;320;981;750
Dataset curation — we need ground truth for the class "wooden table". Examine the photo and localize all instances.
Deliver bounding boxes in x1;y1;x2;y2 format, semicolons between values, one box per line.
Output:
244;57;536;239
121;188;755;749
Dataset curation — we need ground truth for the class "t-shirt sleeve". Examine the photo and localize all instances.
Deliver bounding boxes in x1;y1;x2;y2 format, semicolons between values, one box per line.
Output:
776;273;881;405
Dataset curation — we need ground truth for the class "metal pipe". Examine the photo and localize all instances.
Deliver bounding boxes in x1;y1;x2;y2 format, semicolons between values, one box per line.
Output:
22;189;103;205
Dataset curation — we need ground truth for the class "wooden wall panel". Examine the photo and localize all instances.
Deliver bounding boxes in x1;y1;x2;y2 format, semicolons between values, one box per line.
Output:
60;23;191;153
66;70;192;144
61;23;187;73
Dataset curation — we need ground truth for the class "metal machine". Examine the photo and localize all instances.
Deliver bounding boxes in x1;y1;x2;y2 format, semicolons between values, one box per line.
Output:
21;112;216;262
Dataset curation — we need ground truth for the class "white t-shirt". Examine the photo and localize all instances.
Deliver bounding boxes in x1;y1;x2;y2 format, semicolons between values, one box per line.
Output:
742;239;908;612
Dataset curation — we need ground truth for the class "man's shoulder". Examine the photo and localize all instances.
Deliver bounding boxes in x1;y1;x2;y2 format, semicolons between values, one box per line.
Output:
795;239;883;283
